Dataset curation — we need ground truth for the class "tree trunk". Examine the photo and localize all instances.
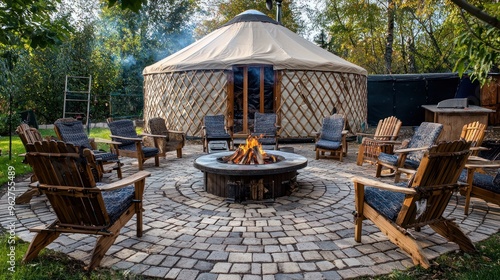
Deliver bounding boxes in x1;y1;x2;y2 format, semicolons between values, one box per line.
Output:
384;0;395;74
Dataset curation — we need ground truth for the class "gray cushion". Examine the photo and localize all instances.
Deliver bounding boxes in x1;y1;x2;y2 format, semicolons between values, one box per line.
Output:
458;169;500;194
364;184;408;222
406;122;443;162
108;120;139;147
54;120;93;149
101;185;135;223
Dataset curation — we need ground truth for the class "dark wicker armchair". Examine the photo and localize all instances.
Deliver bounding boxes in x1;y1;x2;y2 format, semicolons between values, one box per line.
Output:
251;112;280;150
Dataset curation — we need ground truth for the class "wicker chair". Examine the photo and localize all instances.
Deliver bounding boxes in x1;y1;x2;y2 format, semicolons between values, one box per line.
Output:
315;114;347;161
356;116;402;166
251;112;280;150
376;122;443;182
54;118;122;178
353;140;475;268
202;115;233;152
144;117;185;158
22;140;150;271
107;119;162;170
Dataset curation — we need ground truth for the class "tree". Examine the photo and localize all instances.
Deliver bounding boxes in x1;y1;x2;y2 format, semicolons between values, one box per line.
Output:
195;0;303;39
448;0;500;84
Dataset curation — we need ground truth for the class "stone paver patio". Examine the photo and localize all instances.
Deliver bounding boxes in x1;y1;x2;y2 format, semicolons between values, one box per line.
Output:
3;142;500;279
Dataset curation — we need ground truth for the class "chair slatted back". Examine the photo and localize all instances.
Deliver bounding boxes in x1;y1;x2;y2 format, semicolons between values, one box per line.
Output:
460;121;486;156
26;141;110;228
16;123;44;152
396;140;471;228
373;116;402;141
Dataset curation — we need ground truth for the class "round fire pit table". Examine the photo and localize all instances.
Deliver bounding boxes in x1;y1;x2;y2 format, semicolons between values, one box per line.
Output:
194;150;308;199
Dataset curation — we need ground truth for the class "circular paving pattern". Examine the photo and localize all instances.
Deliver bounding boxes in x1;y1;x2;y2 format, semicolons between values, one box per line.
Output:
5;143;500;279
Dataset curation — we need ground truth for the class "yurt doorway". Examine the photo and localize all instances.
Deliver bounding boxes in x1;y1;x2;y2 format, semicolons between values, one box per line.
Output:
232;65;275;134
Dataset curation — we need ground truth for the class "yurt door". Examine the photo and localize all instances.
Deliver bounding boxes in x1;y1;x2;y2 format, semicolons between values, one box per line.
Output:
232;66;275;134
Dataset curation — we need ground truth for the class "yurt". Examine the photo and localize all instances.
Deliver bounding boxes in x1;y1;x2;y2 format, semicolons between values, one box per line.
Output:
143;10;368;139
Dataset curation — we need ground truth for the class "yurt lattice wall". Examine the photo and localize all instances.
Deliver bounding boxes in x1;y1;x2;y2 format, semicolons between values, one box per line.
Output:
278;71;367;137
144;69;367;138
143;70;229;137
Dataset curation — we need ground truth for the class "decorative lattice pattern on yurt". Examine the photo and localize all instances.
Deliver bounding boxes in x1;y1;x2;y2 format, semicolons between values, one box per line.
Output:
144;70;367;139
278;71;367;138
144;70;228;137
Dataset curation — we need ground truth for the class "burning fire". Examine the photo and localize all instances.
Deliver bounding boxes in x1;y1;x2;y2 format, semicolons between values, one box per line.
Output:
222;135;278;164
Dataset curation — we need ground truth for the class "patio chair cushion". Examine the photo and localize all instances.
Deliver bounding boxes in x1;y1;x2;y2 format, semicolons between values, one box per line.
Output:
364;184;407;222
320;117;344;142
253;112;277;136
378;152;421;170
458;169;500;195
405;122;443;162
108;120;139;147
120;144;159;158
101;184;135;223
54;120;93;150
205;115;231;139
315;139;342;150
94;150;119;162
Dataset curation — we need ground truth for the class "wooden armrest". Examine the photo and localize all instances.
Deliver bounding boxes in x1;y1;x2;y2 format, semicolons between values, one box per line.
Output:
94;138;122;145
352;176;416;195
465;162;500;169
110;134;143;142
356;132;375;137
342;130;348;135
467;155;490;162
98;171;151;191
470;146;489;151
394;146;429;153
168;130;185;135
139;133;166;138
363;138;402;145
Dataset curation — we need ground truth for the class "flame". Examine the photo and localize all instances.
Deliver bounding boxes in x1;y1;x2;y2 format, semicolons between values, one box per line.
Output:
239;135;266;156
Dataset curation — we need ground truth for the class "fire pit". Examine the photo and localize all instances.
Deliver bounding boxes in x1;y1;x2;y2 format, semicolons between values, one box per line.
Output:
194;136;307;200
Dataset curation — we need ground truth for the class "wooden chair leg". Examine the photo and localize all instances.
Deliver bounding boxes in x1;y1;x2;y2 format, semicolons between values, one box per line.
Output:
87;234;119;271
430;220;476;253
375;162;383;177
363;204;431;268
464;169;474;215
154;155;159;167
356;145;365;166
23;230;60;263
176;148;182;158
315;149;320;160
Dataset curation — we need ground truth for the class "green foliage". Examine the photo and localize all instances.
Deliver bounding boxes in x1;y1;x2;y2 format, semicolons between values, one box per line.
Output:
448;1;500;85
318;0;458;74
194;0;303;38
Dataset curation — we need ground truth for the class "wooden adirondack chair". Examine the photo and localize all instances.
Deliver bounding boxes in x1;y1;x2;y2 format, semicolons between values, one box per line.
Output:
376;122;443;182
107;119;162;170
22;141;150;271
315;114;348;161
353;140;476;268
460;121;487;156
144;117;185;158
356;116;402;166
15;124;55;204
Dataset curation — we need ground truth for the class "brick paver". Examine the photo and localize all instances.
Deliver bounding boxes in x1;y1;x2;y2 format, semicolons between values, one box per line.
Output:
6;142;500;279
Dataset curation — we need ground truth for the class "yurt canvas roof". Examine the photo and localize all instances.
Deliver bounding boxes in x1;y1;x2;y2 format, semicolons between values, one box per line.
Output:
143;10;367;76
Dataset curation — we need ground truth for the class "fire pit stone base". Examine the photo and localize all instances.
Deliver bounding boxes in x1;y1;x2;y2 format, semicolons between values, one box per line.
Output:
194;150;307;201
